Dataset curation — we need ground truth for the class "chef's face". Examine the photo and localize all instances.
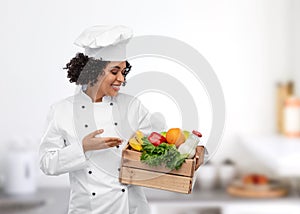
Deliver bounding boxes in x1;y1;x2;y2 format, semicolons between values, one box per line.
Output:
97;61;127;97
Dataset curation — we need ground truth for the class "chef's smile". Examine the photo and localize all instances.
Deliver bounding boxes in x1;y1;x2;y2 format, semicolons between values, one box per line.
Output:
111;84;121;91
87;61;128;102
103;61;127;96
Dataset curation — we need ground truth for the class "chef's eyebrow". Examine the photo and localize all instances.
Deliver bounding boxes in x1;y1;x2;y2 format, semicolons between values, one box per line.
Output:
110;66;121;69
109;65;126;70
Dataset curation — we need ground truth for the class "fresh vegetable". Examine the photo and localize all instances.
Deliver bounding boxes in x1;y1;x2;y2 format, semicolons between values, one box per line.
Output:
129;138;142;151
166;128;185;147
183;130;190;139
135;130;144;144
140;137;188;170
147;132;167;146
129;130;144;151
160;131;167;137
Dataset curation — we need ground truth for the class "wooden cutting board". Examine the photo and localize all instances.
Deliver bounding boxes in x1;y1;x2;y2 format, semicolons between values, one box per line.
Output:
227;181;288;198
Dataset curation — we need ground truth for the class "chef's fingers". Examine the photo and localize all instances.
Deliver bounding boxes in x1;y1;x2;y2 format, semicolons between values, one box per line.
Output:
103;138;123;147
102;137;122;142
88;129;104;138
106;141;123;147
97;137;122;147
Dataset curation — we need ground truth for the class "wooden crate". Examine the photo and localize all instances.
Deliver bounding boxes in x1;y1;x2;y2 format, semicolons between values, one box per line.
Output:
119;144;205;194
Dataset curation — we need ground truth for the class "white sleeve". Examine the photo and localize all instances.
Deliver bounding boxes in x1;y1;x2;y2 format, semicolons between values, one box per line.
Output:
39;105;87;176
137;100;167;135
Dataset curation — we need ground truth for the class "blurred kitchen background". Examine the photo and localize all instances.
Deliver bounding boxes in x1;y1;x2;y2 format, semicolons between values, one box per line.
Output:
1;0;300;213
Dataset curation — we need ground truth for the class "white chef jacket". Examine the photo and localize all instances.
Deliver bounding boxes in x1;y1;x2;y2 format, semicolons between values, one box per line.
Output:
39;88;156;214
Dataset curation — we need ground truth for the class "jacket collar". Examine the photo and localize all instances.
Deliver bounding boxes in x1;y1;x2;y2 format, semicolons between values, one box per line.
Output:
78;86;115;103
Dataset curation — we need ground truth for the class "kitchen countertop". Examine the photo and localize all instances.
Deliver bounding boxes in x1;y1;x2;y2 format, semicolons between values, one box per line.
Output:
144;188;300;204
0;188;69;214
0;187;299;213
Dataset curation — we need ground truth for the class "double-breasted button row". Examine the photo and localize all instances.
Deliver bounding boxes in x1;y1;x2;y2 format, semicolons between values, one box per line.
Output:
81;104;119;150
81;105;90;130
114;122;118;150
82;103;113;107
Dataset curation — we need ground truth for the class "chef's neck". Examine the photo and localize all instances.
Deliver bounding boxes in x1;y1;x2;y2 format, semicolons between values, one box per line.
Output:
85;86;104;103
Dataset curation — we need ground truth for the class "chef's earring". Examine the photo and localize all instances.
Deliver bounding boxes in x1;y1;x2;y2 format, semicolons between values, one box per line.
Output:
82;84;88;91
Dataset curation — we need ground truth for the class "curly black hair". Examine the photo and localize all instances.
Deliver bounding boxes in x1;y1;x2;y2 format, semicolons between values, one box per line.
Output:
63;53;131;87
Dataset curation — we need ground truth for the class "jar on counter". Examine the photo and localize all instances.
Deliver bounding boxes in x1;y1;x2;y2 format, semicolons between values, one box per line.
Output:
196;161;218;190
284;97;300;137
4;137;37;195
218;159;237;188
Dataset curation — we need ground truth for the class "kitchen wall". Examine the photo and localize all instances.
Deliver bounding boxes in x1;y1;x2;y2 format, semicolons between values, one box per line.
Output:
292;0;300;96
0;0;298;187
184;0;295;171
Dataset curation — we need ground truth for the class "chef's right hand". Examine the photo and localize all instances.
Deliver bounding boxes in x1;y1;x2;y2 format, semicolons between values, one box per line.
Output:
82;129;123;152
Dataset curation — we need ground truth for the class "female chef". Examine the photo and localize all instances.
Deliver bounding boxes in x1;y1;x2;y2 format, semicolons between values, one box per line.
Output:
39;25;204;214
39;25;155;214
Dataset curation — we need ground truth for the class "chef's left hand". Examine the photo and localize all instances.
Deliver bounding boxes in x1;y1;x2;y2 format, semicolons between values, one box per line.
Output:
195;146;204;170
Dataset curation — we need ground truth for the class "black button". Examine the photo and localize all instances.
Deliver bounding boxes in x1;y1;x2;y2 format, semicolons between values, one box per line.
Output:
92;192;96;196
84;124;88;128
88;171;92;174
110;103;113;106
114;122;118;126
121;189;125;192
118;168;120;171
81;106;85;109
116;145;119;148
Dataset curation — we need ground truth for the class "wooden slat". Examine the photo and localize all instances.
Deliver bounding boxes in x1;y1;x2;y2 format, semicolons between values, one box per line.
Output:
120;167;192;194
122;145;205;177
197;146;205;166
122;149;195;177
119;143;205;194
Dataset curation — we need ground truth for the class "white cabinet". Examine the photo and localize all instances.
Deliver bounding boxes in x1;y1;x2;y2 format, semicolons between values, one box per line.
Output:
241;135;300;176
149;202;300;214
149;202;221;214
223;203;300;214
146;189;300;214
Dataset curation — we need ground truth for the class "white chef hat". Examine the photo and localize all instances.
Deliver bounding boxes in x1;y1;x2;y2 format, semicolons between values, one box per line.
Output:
74;25;133;61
